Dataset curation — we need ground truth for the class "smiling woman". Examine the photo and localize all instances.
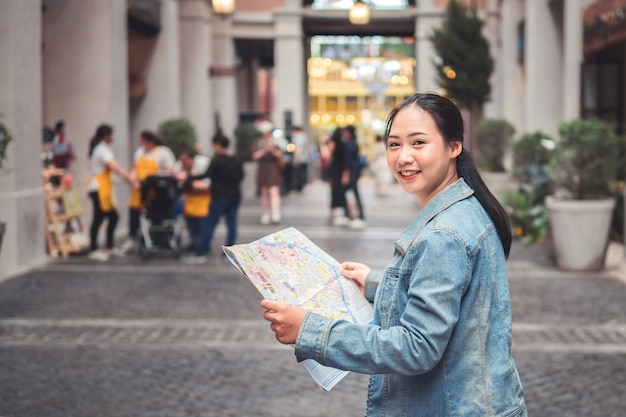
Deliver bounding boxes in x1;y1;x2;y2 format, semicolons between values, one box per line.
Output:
385;104;462;208
260;93;526;416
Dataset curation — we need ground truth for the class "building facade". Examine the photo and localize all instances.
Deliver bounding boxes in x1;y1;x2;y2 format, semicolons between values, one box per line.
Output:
0;0;624;280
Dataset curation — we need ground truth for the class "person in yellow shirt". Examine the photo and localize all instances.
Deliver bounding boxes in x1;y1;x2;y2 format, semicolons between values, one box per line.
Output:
176;148;211;252
86;124;136;261
121;130;175;252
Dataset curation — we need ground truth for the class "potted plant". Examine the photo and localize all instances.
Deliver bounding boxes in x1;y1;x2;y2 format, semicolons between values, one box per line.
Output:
157;117;198;157
475;118;516;195
0;112;13;170
234;122;260;162
475;118;516;172
0;113;13;256
501;131;555;244
545;118;626;271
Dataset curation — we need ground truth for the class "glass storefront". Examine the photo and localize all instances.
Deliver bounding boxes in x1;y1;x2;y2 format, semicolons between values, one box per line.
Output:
307;35;416;151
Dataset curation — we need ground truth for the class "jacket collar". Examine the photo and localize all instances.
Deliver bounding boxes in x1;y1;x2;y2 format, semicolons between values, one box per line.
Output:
394;178;474;255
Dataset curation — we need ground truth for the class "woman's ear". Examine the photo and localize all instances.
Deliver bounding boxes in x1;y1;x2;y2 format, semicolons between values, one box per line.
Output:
449;140;462;158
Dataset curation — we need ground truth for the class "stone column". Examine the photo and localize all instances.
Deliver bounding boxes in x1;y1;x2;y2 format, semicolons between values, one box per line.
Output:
562;0;585;121
414;1;442;94
43;0;130;180
0;0;45;279
274;7;306;128
499;0;526;133
482;0;502;118
525;0;563;138
129;0;182;150
210;16;238;143
179;0;214;153
42;0;130;244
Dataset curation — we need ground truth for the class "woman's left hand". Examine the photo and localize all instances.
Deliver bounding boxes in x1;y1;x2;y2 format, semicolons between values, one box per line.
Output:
261;299;307;345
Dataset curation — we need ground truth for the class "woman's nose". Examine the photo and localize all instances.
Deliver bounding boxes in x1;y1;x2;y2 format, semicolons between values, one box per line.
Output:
398;146;414;163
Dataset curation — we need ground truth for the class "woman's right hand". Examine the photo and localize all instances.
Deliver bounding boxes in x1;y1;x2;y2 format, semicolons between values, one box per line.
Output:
340;261;370;295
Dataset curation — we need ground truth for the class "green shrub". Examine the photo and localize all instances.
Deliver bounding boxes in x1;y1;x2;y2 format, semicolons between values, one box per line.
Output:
234;123;260;162
157;117;197;157
511;131;554;202
0;113;13;169
475;118;516;172
552;118;625;199
501;188;550;244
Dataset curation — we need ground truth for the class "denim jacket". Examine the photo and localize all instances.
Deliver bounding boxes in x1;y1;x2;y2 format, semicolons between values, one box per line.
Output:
296;179;526;416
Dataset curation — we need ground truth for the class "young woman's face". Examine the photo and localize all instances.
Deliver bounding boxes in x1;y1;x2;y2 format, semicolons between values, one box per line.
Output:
178;153;193;170
104;132;114;143
140;136;156;150
386;105;462;208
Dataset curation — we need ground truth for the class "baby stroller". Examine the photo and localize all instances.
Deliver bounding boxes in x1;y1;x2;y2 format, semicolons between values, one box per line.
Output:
138;174;184;259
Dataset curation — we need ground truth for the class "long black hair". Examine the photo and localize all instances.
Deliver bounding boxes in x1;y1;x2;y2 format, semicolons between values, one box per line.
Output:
140;130;164;146
88;124;113;158
384;93;512;258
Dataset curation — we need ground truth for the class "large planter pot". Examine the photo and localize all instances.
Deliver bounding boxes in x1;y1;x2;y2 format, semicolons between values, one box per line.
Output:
480;171;517;200
545;196;616;271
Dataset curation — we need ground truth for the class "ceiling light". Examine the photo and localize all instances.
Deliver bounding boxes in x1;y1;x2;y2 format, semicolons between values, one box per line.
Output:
349;0;370;25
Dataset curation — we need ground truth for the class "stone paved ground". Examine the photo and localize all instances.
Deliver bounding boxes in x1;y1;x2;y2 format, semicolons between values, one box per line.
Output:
1;178;626;416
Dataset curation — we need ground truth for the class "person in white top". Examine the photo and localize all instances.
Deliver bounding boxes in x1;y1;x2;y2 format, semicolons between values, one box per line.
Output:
290;125;310;193
86;124;136;261
121;130;176;252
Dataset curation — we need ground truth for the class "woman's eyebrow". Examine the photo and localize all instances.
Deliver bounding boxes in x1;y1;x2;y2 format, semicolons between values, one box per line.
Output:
388;131;427;139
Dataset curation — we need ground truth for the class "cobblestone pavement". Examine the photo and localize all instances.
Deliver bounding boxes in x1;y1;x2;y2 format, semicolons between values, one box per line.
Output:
1;179;626;416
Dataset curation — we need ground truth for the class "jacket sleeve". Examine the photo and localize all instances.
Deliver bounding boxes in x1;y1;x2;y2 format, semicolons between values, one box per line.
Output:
295;230;471;376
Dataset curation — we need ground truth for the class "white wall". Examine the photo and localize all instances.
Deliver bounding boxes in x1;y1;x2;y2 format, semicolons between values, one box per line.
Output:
0;0;46;280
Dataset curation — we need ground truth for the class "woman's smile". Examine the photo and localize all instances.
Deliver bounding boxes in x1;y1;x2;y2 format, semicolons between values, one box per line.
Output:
398;170;421;179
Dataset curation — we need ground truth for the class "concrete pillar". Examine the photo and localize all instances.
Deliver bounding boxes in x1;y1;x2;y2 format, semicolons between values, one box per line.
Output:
274;7;306;128
179;0;214;153
525;0;563;138
482;0;502;118
562;0;585;121
42;0;130;245
415;1;443;94
43;0;130;180
129;0;182;150
210;17;238;143
0;0;45;279
499;0;526;134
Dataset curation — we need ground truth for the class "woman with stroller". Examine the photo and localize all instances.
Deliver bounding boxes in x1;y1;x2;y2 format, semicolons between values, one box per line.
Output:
121;130;176;253
86;124;136;261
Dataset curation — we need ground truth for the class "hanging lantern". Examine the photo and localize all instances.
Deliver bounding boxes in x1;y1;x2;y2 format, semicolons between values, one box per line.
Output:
212;0;235;15
349;0;370;25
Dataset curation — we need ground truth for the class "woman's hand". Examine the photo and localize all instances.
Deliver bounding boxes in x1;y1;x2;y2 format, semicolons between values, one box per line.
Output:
261;299;307;345
340;261;371;295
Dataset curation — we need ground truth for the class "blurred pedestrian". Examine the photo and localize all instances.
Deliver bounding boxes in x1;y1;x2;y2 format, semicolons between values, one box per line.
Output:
260;93;526;416
252;121;283;225
176;148;211;253
85;124;136;261
51;119;75;171
181;133;244;264
327;127;349;226
342;125;366;228
290;125;310;193
121;130;176;252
